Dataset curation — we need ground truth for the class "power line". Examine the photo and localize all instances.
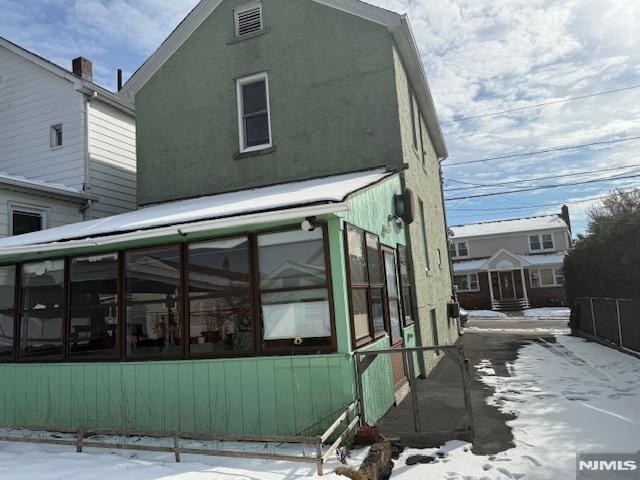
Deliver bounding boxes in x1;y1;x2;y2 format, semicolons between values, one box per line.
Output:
445;172;640;201
448;188;639;215
444;163;640;192
450;196;606;212
440;83;640;124
443;135;640;167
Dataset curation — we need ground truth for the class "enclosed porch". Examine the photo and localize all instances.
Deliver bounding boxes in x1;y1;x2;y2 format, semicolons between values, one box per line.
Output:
0;169;418;439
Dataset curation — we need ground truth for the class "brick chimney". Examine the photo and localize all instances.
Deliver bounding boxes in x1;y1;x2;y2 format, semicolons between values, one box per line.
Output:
72;57;93;82
561;205;571;233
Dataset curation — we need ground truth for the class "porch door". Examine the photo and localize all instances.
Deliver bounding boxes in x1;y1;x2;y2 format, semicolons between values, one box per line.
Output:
499;271;515;298
382;248;406;390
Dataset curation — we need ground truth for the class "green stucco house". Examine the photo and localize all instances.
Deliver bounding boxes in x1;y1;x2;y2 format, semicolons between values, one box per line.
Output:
0;0;455;440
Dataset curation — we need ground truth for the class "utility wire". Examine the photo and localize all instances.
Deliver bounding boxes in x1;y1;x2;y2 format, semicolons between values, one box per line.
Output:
448;188;639;215
450;196;608;212
440;83;640;124
443;135;640;167
445;172;640;201
444;163;640;192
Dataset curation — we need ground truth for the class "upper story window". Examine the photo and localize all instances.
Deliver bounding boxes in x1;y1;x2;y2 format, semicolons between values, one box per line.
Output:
50;124;63;148
11;208;45;236
235;2;263;37
449;241;469;258
237;72;272;153
529;233;554;251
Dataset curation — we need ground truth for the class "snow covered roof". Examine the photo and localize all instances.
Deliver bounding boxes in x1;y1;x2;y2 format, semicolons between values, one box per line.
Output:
0;173;94;202
452;258;488;273
450;215;568;239
0;169;393;257
453;251;566;273
520;252;567;266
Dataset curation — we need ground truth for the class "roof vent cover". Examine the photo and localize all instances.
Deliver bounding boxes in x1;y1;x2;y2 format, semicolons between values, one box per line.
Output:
235;3;263;37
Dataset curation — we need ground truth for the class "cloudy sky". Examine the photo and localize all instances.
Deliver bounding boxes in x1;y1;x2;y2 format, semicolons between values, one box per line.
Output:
2;0;639;233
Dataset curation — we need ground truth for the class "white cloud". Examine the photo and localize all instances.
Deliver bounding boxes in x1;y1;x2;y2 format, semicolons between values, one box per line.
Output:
1;0;638;233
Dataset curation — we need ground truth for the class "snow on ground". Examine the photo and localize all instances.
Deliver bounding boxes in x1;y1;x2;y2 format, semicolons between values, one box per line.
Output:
522;307;570;319
392;335;640;479
0;437;369;480
467;310;509;319
464;326;570;335
467;307;570;320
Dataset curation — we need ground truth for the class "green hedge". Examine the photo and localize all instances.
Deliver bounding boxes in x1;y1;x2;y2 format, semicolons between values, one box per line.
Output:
564;191;640;302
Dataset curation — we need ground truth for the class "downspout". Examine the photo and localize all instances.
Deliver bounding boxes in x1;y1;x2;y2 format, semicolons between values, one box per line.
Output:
80;92;96;220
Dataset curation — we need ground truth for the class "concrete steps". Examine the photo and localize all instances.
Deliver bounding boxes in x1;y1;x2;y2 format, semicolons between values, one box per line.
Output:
492;298;530;311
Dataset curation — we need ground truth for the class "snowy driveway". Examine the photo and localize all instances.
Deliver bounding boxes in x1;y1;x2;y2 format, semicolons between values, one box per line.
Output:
392;325;640;479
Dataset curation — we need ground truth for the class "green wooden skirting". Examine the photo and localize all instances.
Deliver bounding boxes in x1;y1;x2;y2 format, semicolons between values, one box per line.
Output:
0;354;356;436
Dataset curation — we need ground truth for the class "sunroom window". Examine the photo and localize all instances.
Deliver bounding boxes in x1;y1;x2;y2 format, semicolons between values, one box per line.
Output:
19;260;65;358
69;253;119;358
397;245;415;326
258;229;331;347
0;265;15;358
125;246;182;357
188;237;253;355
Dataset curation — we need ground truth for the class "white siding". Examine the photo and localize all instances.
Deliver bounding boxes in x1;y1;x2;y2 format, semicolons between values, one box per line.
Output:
87;100;136;218
0;47;85;189
0;188;82;238
462;229;570;258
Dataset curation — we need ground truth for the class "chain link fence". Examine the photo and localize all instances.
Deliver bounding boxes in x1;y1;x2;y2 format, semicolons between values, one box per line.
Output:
574;297;640;354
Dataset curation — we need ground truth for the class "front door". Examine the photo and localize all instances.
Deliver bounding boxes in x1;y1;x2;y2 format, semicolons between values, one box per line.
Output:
382;248;406;390
499;271;515;298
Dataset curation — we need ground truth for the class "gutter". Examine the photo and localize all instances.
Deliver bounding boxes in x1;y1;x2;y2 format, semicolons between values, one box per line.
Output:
0;202;349;260
76;84;135;117
0;176;98;204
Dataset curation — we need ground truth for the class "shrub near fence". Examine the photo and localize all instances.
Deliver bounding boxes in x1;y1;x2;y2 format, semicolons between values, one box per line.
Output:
575;298;640;354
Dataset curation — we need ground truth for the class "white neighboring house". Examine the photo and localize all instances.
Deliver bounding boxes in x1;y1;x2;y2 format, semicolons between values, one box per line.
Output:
0;36;136;237
449;207;572;311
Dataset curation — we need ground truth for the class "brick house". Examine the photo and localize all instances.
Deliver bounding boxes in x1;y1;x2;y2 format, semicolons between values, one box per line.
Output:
450;207;572;311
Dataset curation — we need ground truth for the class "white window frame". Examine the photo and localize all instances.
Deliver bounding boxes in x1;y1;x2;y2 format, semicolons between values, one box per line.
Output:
234;1;263;37
449;241;470;259
50;124;63;149
529;233;555;252
236;72;272;153
8;203;48;236
529;267;563;288
454;273;480;292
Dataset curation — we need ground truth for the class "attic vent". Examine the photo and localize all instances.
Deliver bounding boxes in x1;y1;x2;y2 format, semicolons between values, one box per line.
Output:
235;3;263;37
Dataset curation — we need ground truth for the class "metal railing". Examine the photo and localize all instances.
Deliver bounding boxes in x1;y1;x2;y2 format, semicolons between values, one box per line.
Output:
0;402;360;476
354;345;474;442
